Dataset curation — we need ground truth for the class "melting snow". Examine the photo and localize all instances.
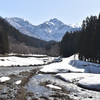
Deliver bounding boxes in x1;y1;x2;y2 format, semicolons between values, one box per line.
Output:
0;76;10;82
41;55;100;91
46;84;61;90
15;80;22;85
0;55;53;66
55;73;98;83
78;76;100;91
40;55;84;73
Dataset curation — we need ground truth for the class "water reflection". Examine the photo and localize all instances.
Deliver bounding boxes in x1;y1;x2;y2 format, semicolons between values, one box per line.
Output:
26;74;56;98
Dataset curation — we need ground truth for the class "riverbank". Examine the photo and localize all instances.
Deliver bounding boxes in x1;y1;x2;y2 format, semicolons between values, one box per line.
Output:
0;54;100;99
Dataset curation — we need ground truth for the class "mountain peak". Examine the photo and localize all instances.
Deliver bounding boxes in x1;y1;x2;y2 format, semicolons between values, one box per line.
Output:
45;18;64;27
50;18;63;24
69;22;82;28
50;18;59;22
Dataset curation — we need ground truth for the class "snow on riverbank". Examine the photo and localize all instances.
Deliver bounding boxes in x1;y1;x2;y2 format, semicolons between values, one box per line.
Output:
56;73;99;83
0;56;54;66
56;73;100;91
41;55;100;91
78;76;100;91
70;60;100;73
40;56;84;73
0;54;100;92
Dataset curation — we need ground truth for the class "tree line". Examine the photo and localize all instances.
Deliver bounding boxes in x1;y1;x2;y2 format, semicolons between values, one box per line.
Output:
60;14;100;64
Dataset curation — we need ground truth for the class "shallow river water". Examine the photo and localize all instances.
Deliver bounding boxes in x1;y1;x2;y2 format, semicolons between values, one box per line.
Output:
26;74;58;98
0;66;40;76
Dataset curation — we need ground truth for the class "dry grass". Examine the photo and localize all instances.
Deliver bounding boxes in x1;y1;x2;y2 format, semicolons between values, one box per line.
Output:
14;87;27;100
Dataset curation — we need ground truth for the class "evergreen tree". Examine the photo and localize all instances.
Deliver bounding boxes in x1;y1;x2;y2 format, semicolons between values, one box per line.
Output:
93;14;100;63
60;13;100;64
0;31;9;54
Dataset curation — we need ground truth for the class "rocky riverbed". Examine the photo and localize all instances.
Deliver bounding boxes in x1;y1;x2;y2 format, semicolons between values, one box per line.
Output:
0;67;73;100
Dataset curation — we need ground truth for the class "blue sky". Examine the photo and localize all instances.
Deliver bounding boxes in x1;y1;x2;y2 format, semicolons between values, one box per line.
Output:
0;0;100;25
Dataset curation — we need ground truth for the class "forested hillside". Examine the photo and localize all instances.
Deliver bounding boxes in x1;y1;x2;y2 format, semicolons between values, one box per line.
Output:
60;14;100;64
0;17;59;56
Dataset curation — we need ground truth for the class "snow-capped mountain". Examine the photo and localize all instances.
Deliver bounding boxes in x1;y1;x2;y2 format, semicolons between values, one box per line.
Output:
69;23;82;28
5;17;81;41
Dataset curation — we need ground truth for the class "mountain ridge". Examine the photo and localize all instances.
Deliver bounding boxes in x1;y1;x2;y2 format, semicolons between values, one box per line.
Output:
5;17;81;41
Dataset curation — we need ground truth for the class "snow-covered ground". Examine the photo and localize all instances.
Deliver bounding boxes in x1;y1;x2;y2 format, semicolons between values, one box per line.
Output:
56;73;98;83
40;55;100;92
0;55;54;66
70;59;100;73
40;56;84;73
1;54;100;92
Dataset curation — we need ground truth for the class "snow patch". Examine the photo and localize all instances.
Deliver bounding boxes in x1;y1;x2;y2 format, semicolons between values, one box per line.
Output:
56;73;99;83
0;76;10;82
78;76;100;91
15;80;22;85
70;60;100;74
46;84;61;90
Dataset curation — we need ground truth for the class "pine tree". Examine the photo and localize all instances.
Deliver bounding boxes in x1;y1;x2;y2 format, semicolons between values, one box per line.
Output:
0;31;9;54
93;14;100;63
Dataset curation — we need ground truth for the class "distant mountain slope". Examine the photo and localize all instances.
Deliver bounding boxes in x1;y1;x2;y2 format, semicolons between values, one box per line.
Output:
0;17;50;54
6;18;81;41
